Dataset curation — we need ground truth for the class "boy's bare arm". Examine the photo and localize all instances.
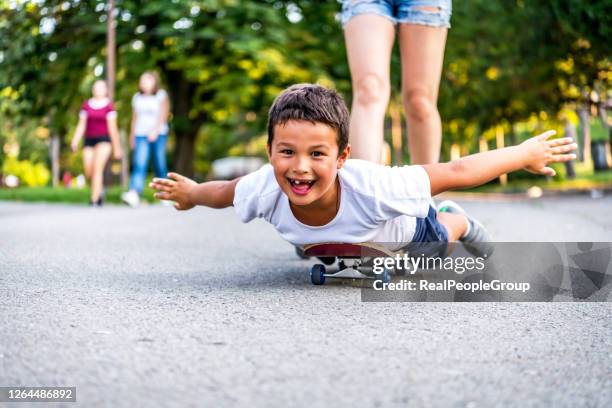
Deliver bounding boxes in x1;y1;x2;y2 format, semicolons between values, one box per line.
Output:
423;131;577;196
150;172;241;211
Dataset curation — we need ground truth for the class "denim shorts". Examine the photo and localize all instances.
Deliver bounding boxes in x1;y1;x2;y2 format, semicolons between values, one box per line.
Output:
401;205;449;257
340;0;452;28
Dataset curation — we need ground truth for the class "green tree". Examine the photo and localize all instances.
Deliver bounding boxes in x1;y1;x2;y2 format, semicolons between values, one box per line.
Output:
1;0;352;177
1;0;609;177
439;0;610;151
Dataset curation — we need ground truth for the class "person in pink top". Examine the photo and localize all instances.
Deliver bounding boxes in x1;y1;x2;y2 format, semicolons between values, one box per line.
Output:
70;80;122;206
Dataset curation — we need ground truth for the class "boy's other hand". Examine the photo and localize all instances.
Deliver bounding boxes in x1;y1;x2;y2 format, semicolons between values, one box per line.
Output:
150;172;197;211
520;130;577;177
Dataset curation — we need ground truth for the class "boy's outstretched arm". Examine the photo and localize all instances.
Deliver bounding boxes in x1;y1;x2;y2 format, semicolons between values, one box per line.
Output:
423;130;577;196
150;172;241;211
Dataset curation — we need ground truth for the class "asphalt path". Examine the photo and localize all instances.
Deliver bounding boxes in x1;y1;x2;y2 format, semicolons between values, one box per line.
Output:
1;195;611;407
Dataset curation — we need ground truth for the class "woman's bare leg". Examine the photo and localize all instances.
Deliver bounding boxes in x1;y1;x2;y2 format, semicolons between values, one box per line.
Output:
344;14;395;163
91;142;112;203
398;23;447;164
82;147;94;180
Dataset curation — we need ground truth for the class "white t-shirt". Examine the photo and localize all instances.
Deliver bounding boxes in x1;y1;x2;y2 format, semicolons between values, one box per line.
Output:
132;89;169;136
233;159;432;249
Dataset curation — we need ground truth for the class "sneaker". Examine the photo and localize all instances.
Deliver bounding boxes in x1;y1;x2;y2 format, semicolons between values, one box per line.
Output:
89;200;101;208
438;200;494;257
121;190;140;208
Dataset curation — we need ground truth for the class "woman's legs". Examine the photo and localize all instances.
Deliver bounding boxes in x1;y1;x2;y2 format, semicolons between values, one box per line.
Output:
344;14;395;163
151;134;168;178
82;147;94;180
91;142;112;203
398;23;447;164
129;137;151;194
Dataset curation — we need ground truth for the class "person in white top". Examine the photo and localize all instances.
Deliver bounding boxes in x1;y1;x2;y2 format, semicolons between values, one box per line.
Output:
122;71;170;207
232;160;431;250
150;84;576;258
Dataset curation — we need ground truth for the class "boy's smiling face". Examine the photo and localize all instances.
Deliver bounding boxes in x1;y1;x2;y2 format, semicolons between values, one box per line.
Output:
268;120;350;209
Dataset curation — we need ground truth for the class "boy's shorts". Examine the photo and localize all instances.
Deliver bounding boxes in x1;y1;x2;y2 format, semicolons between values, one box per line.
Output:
403;205;448;256
340;0;452;28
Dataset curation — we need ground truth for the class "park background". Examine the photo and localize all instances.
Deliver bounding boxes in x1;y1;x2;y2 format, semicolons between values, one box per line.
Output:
0;0;610;203
1;3;611;406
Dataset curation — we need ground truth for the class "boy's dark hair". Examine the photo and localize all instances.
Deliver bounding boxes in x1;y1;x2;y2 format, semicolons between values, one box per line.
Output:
267;84;349;154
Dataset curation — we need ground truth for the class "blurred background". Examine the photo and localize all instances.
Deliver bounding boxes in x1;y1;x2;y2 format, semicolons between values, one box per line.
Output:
0;0;610;203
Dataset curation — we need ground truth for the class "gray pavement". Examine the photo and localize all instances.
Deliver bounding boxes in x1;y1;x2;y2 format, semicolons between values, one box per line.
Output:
1;195;611;407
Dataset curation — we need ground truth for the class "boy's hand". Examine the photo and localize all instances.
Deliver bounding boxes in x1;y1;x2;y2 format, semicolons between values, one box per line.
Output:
520;130;577;177
150;172;197;211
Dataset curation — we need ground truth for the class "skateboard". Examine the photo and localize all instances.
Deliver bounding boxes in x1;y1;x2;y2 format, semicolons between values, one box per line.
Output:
303;242;398;286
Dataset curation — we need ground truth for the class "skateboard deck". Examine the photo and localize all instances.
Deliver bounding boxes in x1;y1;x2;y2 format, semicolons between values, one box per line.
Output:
303;242;399;285
304;242;395;258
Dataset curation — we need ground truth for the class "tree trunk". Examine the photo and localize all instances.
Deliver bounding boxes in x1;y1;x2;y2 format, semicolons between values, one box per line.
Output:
120;129;129;188
163;67;205;178
576;104;590;163
174;130;197;177
509;124;518;146
496;126;507;185
50;133;60;187
598;98;611;161
563;119;577;179
106;0;115;101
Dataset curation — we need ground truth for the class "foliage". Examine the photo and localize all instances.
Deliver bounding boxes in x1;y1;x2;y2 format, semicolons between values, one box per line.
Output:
0;184;156;203
2;157;51;187
0;0;609;177
439;0;610;150
589;117;609;142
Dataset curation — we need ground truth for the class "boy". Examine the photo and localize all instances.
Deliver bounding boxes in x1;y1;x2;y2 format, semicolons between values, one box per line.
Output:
150;84;576;256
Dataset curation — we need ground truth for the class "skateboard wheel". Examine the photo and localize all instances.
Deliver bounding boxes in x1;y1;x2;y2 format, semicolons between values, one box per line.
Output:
310;264;326;285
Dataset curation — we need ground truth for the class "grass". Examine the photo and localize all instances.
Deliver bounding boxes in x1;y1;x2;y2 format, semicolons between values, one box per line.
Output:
470;166;612;194
0;185;156;205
